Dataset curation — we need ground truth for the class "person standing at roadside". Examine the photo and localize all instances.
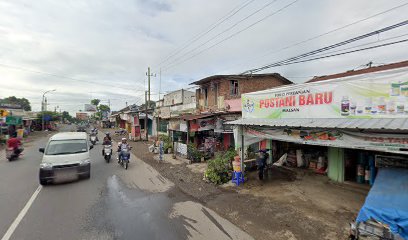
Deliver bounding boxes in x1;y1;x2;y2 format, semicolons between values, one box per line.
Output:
256;150;268;180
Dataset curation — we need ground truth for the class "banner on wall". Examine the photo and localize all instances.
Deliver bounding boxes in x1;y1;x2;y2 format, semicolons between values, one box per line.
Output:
197;117;215;131
242;67;408;119
244;127;408;154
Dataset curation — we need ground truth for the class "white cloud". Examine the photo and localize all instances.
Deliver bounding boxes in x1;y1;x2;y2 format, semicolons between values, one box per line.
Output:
0;0;407;115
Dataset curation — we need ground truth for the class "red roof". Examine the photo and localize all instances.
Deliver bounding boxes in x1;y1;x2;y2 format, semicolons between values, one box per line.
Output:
306;60;408;83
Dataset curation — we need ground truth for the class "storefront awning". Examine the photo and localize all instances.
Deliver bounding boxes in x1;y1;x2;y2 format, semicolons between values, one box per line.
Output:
226;118;408;130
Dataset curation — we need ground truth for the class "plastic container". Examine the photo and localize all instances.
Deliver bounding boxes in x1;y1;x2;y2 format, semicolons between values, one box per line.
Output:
364;98;372;114
341;96;350;116
391;82;401;96
377;97;386;114
401;86;408;96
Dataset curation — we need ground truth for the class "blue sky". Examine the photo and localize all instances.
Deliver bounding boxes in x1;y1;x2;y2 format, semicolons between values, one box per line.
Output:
0;0;407;114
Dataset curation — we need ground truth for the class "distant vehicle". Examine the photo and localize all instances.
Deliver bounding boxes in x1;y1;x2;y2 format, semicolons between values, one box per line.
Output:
76;125;86;132
90;134;97;145
118;146;131;170
115;128;127;136
6;146;24;161
38;132;92;185
103;144;112;163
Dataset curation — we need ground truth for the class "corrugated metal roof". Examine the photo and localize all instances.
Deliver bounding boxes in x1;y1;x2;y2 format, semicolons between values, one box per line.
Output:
226;118;408;130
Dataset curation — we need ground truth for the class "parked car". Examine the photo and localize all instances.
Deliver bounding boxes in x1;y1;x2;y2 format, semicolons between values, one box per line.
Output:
38;132;92;185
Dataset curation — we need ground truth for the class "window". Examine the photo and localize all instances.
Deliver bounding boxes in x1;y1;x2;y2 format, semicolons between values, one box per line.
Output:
45;140;88;155
230;80;239;96
204;88;208;106
213;83;218;104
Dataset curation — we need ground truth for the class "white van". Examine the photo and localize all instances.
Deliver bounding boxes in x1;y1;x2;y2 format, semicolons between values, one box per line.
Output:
39;132;92;185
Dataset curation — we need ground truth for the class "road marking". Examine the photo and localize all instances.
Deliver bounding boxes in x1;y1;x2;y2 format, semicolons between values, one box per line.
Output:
1;185;42;240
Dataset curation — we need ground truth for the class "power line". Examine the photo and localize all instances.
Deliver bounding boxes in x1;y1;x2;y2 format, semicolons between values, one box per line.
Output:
225;1;408;72
162;0;299;72
242;19;408;73
160;0;280;70
156;0;256;67
299;32;408;60
270;38;408;67
0;62;146;92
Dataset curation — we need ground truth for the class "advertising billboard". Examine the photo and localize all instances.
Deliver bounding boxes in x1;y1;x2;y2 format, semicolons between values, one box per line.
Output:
242;67;408;119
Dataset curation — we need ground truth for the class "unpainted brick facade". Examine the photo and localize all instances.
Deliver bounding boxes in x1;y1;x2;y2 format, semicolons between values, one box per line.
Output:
195;74;291;111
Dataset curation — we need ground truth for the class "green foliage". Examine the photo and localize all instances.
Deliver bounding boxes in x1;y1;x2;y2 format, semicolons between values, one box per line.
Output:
188;143;203;162
62;111;75;123
159;134;172;153
91;99;101;107
99;104;110;112
0;96;31;111
204;153;232;184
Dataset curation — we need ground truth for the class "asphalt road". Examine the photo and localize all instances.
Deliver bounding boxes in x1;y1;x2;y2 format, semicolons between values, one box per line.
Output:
0;125;253;240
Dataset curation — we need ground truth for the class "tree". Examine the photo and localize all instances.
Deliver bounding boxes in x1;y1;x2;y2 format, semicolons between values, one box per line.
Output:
99;104;110;112
0;96;31;111
61;111;75;123
91;99;100;107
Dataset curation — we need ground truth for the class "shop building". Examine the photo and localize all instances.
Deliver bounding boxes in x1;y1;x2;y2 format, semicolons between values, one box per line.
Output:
153;89;196;138
229;61;408;185
186;73;292;156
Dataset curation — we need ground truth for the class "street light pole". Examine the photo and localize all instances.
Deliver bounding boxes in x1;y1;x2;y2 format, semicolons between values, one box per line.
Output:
42;89;56;131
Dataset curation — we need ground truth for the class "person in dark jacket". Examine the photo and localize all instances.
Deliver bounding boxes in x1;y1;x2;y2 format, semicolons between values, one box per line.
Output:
256;150;267;180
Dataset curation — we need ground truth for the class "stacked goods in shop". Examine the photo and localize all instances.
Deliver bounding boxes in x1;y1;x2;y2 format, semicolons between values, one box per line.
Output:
286;150;297;167
309;160;317;169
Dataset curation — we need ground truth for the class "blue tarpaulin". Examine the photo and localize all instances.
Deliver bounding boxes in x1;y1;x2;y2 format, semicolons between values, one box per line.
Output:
356;168;408;239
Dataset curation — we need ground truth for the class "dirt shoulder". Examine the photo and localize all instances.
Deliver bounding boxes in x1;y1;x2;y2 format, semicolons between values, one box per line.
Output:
110;132;366;240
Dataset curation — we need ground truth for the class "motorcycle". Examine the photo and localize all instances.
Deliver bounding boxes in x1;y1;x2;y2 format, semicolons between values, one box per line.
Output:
90;134;97;145
118;148;131;170
103;145;112;163
6;147;24;161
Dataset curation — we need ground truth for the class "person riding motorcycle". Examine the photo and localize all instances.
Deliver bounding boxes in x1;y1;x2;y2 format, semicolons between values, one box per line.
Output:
105;132;111;141
7;133;23;157
117;138;130;163
101;133;112;156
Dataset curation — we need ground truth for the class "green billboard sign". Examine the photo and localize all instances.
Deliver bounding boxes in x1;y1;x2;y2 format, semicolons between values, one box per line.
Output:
6;116;22;125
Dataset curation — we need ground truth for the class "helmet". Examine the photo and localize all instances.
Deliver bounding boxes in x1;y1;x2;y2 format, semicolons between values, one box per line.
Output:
106;132;110;136
121;138;127;142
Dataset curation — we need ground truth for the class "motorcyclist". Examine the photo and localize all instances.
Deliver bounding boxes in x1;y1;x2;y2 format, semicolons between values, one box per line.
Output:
90;128;98;142
7;133;23;157
101;134;112;156
105;132;111;141
117;138;130;163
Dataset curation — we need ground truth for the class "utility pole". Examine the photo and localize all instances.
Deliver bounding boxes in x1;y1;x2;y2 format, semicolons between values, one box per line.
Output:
144;91;148;141
145;67;155;141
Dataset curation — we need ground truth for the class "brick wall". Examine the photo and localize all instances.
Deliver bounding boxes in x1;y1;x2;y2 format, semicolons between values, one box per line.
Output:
196;75;290;111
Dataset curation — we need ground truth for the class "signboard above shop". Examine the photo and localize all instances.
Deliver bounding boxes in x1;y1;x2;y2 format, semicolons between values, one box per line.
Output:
6;116;22;125
242;67;408;119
